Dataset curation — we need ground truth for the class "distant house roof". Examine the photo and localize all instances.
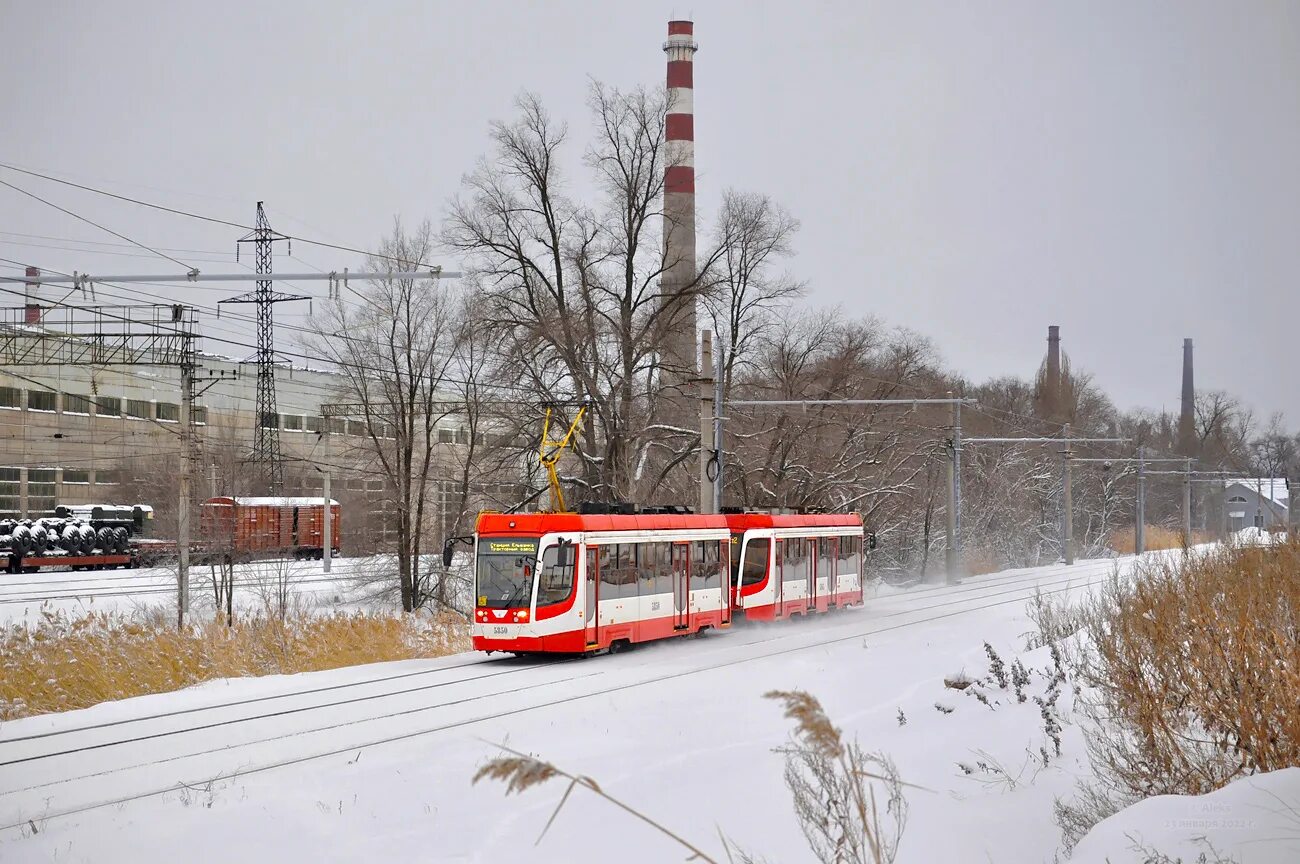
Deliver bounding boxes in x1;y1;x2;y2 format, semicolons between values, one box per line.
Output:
1223;478;1290;508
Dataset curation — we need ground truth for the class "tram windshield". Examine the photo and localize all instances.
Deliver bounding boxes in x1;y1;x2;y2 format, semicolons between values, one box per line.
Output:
476;538;539;609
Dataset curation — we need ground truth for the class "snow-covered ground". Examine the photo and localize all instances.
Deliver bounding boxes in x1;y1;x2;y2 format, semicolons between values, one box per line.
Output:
0;556;386;623
1;552;1296;863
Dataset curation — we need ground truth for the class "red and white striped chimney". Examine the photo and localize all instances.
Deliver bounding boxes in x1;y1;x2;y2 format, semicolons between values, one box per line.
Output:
662;19;698;375
23;266;41;324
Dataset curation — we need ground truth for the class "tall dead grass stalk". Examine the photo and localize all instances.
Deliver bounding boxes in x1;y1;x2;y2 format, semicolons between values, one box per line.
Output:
0;608;469;720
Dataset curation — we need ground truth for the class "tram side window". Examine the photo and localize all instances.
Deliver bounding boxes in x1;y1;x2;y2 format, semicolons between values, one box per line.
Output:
782;538;807;584
536;544;576;606
740;538;770;586
649;542;673;594
690;540;722;589
729;533;743;584
818;537;836;582
644;543;676;597
599;545;618;599
840;535;861;576
614;544;639;599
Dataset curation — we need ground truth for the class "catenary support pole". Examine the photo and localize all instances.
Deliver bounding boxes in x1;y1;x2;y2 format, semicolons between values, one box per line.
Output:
323;470;332;574
1183;460;1192;550
698;330;714;515
953;395;963;573
945;391;958;584
208;462;218;499
712;343;724;513
178;359;192;629
1136;446;1146;555
1062;423;1074;565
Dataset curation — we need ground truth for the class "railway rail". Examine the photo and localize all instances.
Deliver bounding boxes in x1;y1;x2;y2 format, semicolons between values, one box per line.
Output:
0;557;1123;832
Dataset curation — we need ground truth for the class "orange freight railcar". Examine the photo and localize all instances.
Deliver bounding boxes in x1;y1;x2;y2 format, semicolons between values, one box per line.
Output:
200;497;341;559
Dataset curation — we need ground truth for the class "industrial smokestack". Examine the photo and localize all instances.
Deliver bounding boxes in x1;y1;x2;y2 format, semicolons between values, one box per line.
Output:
1178;338;1196;454
23;266;40;324
662;19;698;378
1047;325;1061;387
1037;324;1062;421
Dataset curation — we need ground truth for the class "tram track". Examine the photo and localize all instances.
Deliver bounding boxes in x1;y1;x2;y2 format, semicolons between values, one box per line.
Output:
0;558;1118;831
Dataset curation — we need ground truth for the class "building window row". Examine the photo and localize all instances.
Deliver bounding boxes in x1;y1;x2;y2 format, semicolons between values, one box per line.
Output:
0;386;206;424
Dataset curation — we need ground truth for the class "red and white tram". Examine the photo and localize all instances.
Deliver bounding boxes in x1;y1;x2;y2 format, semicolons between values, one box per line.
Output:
471;511;865;654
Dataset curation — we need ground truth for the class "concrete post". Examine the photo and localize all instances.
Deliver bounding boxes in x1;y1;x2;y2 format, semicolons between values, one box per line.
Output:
698;330;714;515
945;391;958;583
1182;459;1193;551
1062;423;1074;565
712;342;724;513
1135;446;1146;555
177;362;192;629
323;470;332;574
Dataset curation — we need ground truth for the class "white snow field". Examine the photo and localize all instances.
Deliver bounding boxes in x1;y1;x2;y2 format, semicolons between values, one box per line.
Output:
2;553;1296;863
0;556;384;623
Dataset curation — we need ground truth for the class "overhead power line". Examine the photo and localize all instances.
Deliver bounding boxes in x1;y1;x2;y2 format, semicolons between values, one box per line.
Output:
0;161;451;271
0;177;194;271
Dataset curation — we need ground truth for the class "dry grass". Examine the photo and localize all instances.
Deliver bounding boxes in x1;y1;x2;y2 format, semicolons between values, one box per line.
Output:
961;548;1003;576
0;608;469;720
1109;525;1218;553
1107;525;1185;554
1055;539;1300;849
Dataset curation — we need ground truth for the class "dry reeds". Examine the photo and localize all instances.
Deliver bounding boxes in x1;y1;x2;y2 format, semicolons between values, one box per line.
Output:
0;608;469;720
1106;525;1187;554
1056;539;1300;849
767;690;908;864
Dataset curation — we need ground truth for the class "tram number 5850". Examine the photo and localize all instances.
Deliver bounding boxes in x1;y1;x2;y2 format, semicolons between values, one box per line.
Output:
492;626;509;636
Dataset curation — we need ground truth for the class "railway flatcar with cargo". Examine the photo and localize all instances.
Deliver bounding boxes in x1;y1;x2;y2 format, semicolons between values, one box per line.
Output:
0;504;155;573
199;497;341;560
470;509;865;655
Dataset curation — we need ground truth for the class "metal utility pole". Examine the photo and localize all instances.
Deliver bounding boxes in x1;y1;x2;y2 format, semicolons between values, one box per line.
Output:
952;395;963;581
964;432;1130;566
1062;424;1074;565
222;203;305;492
712;343;724;513
322;470;332;574
945;391;960;583
1183;459;1193;550
0;302;228;627
725;395;976;584
698;330;715;514
178;343;193;629
1072;453;1189;556
1136;447;1146;555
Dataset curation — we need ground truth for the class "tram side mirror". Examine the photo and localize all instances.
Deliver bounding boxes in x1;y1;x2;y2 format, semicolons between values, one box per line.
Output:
867;533;878;551
556;538;572;568
442;541;455;569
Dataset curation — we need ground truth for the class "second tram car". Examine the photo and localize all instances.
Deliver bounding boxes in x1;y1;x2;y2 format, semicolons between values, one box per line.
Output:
472;511;864;654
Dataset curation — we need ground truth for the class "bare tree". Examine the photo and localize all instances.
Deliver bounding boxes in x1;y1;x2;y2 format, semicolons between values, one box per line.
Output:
305;220;463;612
704;189;804;397
444;86;731;505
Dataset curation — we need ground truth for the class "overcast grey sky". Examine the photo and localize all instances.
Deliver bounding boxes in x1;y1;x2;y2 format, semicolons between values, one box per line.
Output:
2;1;1297;422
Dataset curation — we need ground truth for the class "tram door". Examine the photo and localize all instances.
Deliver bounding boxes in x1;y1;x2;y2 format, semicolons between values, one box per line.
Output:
584;546;599;647
672;542;690;630
806;538;818;610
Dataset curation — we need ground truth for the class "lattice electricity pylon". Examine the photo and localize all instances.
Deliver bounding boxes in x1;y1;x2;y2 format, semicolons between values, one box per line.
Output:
222;202;307;492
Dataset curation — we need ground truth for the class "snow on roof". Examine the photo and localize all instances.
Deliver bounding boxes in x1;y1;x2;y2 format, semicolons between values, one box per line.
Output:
1223;478;1290;508
209;497;339;507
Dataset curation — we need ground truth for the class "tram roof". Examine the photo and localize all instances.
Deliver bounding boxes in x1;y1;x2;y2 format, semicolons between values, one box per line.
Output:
475;511;862;535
